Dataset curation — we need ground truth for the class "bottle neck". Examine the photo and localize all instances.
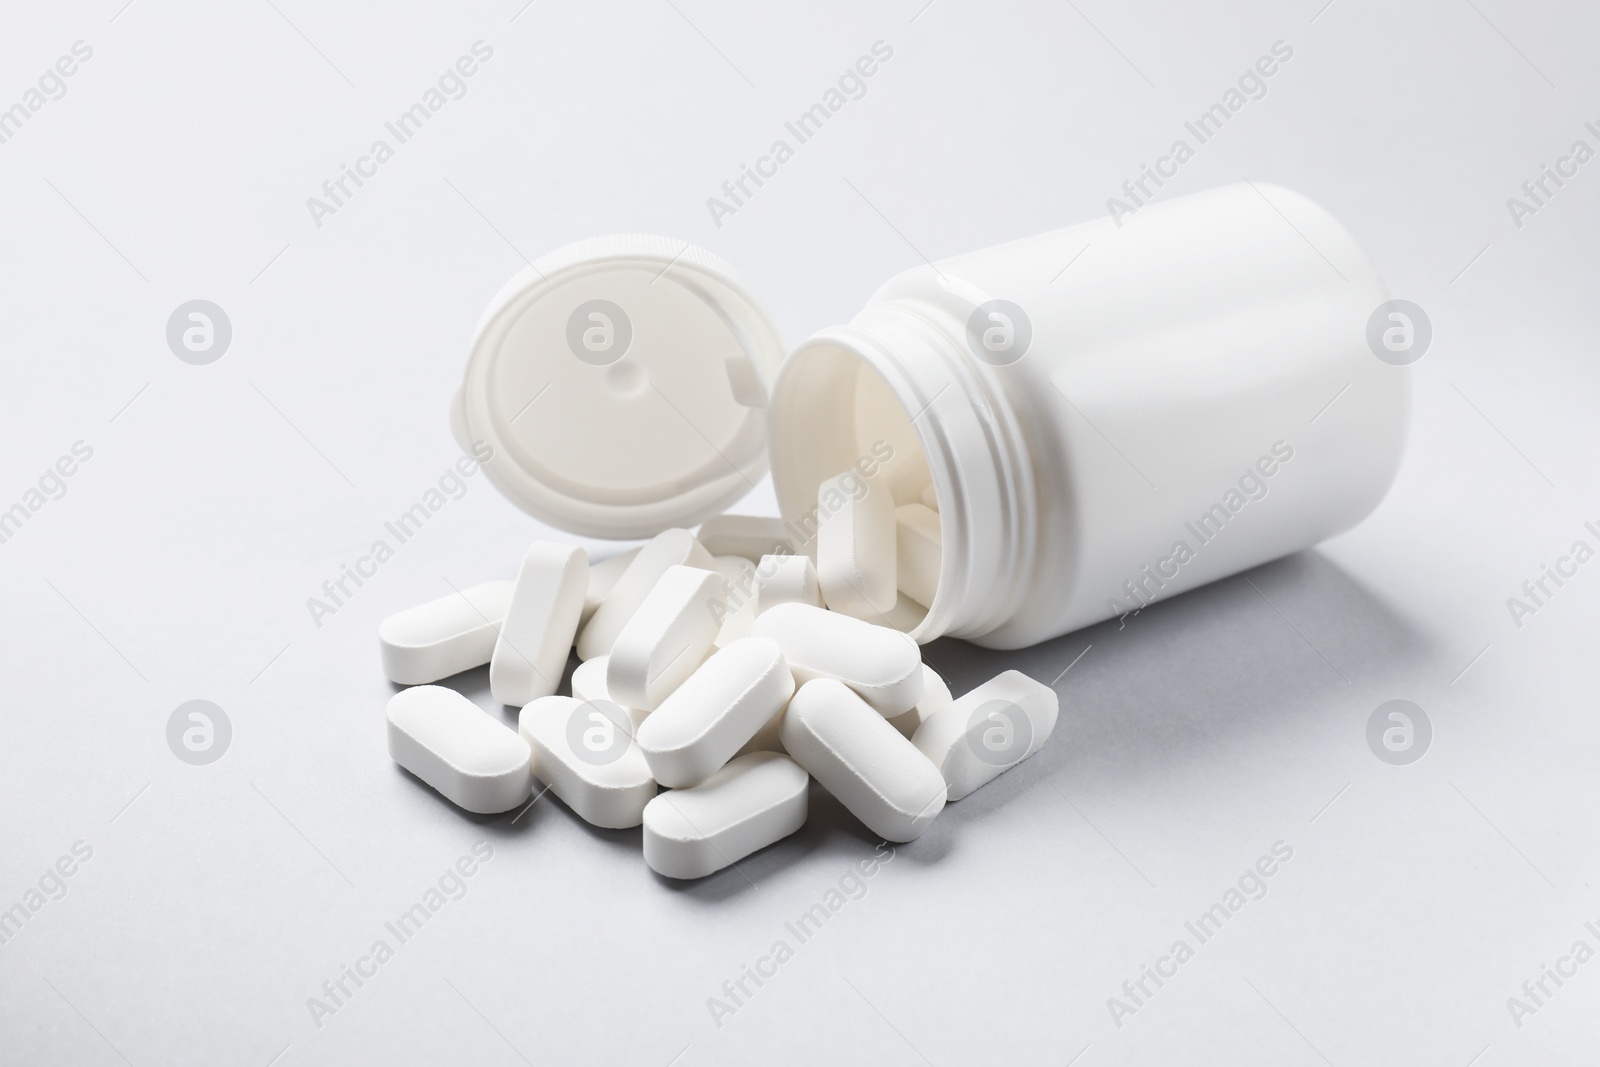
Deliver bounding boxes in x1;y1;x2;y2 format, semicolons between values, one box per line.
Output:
768;298;1037;642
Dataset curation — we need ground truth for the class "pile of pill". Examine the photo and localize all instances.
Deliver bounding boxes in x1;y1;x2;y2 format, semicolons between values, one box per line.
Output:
380;472;1058;880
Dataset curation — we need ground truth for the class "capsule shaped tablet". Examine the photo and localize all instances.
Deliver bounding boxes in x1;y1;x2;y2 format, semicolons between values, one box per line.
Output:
570;654;610;705
753;553;823;616
752;603;923;715
697;514;795;562
637;637;795;788
576;529;713;661
490;542;588;707
378;580;514;685
582;547;640;627
571;655;650;734
519;696;656;828
816;471;898;619
712;555;758;599
886;663;953;740
607;565;724;710
912;670;1059;801
919;481;938;511
894;503;942;609
643;752;809;879
710;556;759;648
387;686;532;813
780;679;945;842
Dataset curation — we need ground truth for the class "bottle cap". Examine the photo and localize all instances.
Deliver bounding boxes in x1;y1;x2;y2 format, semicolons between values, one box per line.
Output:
452;235;785;539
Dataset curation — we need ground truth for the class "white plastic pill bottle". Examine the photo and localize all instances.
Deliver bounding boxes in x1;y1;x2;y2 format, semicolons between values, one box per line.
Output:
453;183;1408;651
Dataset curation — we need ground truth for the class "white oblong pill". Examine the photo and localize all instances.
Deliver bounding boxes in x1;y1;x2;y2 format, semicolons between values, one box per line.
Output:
581;547;640;627
643;752;809;879
780;679;945;842
637;636;796;788
571;655;650;735
570;654;610;705
710;556;759;649
519;696;656;828
607;565;724;710
752;603;923;716
712;555;758;597
912;670;1059;801
894;503;942;609
886;663;953;740
816;470;898;619
378;580;514;685
577;529;713;661
387;686;532;813
696;514;795;562
753;553;823;616
490;542;588;707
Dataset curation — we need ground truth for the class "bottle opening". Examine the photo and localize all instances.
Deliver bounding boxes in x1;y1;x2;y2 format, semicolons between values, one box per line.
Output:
770;305;1037;645
768;338;948;640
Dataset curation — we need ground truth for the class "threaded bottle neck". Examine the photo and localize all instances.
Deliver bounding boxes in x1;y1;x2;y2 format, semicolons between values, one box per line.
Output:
768;299;1036;642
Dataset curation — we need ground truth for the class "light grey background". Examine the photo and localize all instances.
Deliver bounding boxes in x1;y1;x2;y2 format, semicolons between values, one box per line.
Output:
2;1;1597;1064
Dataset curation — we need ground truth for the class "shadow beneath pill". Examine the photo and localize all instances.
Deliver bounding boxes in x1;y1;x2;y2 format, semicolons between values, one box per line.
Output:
794;788;957;870
389;552;1430;886
559;652;582;696
409;663;493;705
488;771;649;846
646;787;905;900
561;811;644;849
796;786;953;865
646;837;810;899
918;549;1434;810
917;739;1059;829
417;653;584;727
390;763;544;835
796;784;957;866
